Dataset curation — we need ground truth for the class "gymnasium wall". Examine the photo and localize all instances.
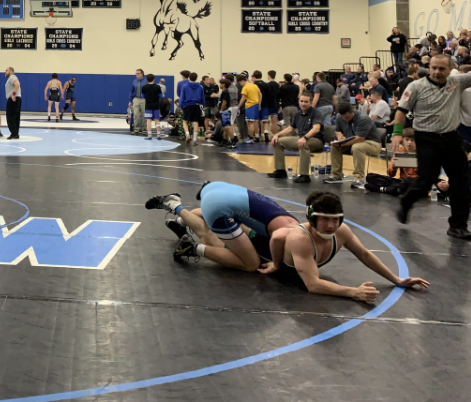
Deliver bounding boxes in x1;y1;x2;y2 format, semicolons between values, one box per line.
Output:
0;0;373;113
410;0;471;38
368;0;397;56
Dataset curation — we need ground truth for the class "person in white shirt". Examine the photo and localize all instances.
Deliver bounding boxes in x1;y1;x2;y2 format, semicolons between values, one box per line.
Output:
369;90;390;126
458;64;471;143
355;94;369;114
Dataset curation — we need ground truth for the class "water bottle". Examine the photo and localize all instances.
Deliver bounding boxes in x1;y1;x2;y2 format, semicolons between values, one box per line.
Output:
288;165;293;180
431;185;438;202
314;165;319;178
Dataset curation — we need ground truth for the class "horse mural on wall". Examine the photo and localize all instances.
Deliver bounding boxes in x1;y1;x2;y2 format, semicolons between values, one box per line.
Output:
150;0;212;61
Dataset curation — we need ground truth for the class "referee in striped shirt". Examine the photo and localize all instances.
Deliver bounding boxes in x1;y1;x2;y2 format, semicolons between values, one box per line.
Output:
391;54;471;239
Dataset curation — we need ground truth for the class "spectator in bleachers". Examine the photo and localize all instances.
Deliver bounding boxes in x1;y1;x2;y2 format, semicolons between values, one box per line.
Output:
438;35;447;50
368;77;389;103
342;66;354;86
336;79;351;104
418;33;437;55
459;32;469;47
279;73;301;128
421;56;430;69
407;46;421;62
312;72;335;126
430;48;441;57
324;103;382;188
387;27;408;66
365;128;418;196
372;71;393;96
418;67;429;78
397;67;418;98
457;46;471;65
446;30;457;49
355;94;369;113
371;64;385;78
408;58;420;69
350;65;368;95
467;31;471;47
450;39;460;57
369;90;391;127
267;92;324;184
458;64;471;143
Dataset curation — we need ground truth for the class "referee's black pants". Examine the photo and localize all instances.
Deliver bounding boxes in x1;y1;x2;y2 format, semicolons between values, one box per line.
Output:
6;96;22;137
400;131;470;230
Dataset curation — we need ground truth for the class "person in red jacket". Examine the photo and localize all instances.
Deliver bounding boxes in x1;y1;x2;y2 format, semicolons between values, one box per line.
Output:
365;128;418;195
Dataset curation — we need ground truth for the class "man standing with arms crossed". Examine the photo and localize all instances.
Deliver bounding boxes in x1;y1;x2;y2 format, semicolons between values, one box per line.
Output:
128;69;147;136
391;54;471;239
5;67;21;140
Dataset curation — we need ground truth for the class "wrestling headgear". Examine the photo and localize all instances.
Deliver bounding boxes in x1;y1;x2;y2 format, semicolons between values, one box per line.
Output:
306;192;344;240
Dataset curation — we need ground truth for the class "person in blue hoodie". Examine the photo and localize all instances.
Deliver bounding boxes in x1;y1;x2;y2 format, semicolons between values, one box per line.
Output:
180;72;205;146
177;70;190;98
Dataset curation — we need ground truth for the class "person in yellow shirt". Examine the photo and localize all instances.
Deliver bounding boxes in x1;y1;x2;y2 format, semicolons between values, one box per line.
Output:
237;74;262;143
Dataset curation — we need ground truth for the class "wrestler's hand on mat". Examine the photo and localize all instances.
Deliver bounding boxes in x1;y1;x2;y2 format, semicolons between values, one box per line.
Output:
396;277;430;289
355;282;380;302
258;262;279;275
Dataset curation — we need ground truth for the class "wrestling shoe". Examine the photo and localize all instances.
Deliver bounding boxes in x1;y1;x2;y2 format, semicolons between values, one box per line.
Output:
447;228;471;240
264;132;270;143
73;116;80;121
196;181;211;201
173;235;199;262
185;136;192;144
165;215;187;239
48;116;51;121
145;193;182;214
56;117;59;123
60;113;63;120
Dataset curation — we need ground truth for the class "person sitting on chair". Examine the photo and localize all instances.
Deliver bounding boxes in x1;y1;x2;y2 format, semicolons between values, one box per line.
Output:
365;128;418;196
267;92;325;184
324;103;382;189
369;90;391;127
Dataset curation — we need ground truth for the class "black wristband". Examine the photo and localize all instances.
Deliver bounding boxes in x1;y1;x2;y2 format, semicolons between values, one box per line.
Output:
303;135;309;140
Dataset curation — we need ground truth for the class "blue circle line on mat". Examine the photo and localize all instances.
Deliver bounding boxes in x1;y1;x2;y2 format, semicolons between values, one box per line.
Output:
0;195;30;229
0;162;409;402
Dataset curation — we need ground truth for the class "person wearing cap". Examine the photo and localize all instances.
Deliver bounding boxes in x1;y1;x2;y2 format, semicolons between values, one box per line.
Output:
355;94;369;113
60;76;79;121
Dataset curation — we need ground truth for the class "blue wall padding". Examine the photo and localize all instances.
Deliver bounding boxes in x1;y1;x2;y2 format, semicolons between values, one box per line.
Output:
0;73;174;114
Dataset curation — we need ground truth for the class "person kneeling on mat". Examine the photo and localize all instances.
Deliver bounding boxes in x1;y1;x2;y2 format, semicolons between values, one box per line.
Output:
365;128;418;195
145;181;299;272
259;191;429;302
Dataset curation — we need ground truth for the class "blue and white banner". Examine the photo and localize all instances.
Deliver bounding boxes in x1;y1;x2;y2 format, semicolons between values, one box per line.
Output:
287;9;329;33
45;28;83;50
